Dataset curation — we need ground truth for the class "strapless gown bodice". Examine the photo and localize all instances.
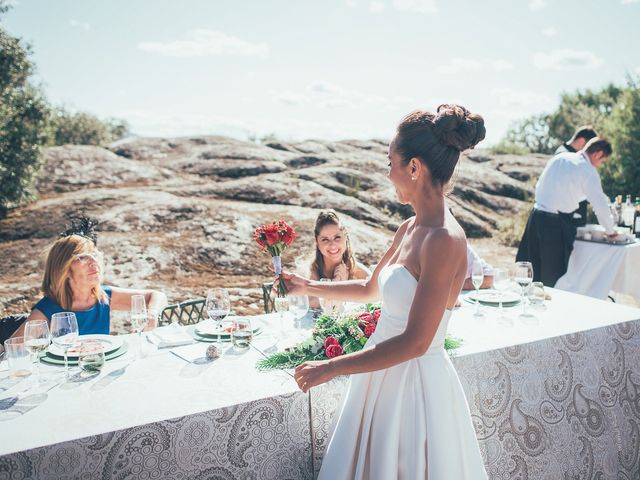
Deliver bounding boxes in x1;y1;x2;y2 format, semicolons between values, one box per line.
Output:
371;263;451;354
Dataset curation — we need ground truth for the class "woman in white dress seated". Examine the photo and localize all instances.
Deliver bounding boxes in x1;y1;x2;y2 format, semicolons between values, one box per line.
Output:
283;104;489;479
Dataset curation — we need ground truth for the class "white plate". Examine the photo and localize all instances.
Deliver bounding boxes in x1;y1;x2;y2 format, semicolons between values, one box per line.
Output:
48;334;123;358
195;319;237;337
465;290;521;306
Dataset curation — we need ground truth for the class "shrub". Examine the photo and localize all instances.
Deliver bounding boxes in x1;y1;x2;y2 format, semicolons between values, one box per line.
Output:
489;140;530;156
50;107;130;146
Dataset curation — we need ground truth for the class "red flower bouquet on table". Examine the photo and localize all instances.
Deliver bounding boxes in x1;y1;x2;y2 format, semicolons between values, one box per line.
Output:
254;220;296;297
256;303;462;370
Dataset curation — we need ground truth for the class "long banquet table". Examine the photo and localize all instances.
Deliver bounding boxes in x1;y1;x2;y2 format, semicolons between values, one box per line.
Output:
1;288;640;479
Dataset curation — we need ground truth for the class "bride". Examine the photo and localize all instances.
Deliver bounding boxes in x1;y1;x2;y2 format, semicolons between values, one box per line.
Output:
282;104;488;479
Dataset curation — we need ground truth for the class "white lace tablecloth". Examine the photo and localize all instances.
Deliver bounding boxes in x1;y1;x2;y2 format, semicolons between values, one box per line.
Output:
556;238;640;301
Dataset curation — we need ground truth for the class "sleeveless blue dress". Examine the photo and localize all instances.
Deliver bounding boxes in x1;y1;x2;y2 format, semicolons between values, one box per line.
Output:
33;286;112;335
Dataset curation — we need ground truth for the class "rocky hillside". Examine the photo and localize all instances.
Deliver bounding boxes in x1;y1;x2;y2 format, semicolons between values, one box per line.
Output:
0;136;546;332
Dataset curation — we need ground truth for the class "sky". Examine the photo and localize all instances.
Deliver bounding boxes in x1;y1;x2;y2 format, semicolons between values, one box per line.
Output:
3;0;639;145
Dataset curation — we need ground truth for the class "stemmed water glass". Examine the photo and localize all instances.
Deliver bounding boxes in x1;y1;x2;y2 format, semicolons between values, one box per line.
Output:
273;296;290;339
514;261;534;322
289;295;310;338
206;288;230;343
131;295;148;359
50;312;79;380
492;268;513;326
471;260;485;319
24;320;50;385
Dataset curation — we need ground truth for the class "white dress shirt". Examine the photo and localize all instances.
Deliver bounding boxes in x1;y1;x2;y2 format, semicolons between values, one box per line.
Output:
534;151;615;233
466;245;493;279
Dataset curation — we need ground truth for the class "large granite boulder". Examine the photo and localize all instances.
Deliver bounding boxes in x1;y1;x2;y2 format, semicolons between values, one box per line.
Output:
0;135;546;330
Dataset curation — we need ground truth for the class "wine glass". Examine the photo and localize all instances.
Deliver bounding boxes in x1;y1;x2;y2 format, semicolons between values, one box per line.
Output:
514;261;534;322
131;295;148;359
318;278;339;315
206;288;230;343
50;312;79;380
492;269;513;327
289;295;310;334
470;260;485;319
274;296;290;339
24;320;50;385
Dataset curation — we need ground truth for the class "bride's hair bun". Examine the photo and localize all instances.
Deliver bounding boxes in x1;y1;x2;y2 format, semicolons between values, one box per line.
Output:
433;104;486;152
395;104;486;187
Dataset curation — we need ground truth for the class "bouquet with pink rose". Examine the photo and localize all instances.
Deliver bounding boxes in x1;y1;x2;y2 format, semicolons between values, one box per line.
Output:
256;303;462;370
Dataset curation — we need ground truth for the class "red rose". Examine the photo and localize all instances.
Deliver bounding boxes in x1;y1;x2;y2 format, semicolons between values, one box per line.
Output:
282;226;296;246
265;229;280;246
364;323;376;338
325;343;343;358
324;336;339;349
373;310;381;322
357;312;373;323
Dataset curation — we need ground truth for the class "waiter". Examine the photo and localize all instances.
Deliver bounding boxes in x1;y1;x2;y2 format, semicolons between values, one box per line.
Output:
516;137;617;286
555;126;598;227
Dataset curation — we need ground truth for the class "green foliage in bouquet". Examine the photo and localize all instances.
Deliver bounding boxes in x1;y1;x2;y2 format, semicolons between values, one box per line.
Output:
256;303;462;370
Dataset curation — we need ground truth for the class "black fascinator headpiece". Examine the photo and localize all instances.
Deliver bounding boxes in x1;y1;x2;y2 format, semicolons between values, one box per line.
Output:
59;214;99;246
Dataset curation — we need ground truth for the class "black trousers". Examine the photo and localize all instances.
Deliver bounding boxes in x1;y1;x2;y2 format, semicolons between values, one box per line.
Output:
516;209;577;287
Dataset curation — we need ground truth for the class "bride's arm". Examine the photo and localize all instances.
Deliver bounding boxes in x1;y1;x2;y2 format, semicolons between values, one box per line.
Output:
282;219;411;304
294;229;463;393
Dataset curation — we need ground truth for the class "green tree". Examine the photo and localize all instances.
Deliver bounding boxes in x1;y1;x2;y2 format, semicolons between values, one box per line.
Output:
0;1;50;217
50;107;130;146
600;78;640;197
503;114;555;154
501;83;624;155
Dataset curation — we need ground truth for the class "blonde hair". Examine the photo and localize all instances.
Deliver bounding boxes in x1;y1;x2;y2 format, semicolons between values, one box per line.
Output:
42;235;107;309
311;210;357;280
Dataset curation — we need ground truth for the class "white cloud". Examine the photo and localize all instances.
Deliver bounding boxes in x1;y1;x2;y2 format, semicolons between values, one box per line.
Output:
121;110;252;139
392;0;437;14
542;27;557;37
69;19;91;30
138;29;269;58
490;59;514;71
529;0;547;11
436;58;512;74
533;49;603;70
271;91;309;106
436;58;482;74
307;80;345;96
369;1;385;13
490;88;552;109
621;0;639;4
272;80;413;111
345;0;358;7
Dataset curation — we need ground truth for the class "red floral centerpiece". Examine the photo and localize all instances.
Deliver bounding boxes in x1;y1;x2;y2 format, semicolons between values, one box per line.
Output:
256;303;462;370
254;220;296;297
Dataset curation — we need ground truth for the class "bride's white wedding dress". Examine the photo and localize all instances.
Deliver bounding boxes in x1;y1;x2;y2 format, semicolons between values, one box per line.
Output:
318;263;488;479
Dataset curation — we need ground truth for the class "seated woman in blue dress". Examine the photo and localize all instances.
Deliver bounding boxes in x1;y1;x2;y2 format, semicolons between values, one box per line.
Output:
11;228;167;337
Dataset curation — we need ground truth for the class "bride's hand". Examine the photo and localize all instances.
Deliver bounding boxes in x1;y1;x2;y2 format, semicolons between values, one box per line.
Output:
294;360;335;393
280;271;308;295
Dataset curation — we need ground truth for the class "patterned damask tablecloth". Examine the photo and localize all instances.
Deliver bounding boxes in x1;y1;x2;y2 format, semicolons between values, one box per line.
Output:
0;332;313;480
310;290;640;480
1;291;640;480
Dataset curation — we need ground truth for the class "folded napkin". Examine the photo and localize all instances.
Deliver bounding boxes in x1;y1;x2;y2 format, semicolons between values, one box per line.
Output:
147;323;194;348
